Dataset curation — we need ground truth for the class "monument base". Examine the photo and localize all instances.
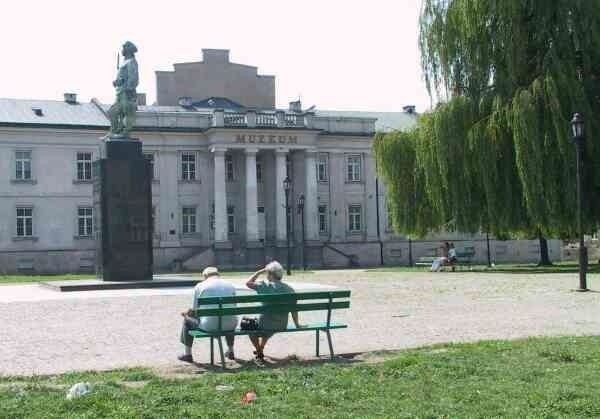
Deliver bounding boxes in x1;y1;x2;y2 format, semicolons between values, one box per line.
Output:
41;275;201;292
94;137;153;282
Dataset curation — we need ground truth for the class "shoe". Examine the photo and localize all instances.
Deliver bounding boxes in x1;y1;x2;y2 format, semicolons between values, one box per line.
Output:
225;350;235;360
177;354;194;363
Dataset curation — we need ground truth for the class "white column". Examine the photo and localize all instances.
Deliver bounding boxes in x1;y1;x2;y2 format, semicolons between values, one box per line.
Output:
304;149;319;241
365;153;379;240
275;149;288;242
212;148;228;242
245;148;259;242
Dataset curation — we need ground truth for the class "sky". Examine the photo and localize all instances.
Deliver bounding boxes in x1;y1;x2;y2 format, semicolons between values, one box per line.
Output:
1;0;430;112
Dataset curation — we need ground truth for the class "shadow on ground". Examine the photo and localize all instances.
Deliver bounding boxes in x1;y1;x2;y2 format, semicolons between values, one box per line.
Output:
155;350;399;378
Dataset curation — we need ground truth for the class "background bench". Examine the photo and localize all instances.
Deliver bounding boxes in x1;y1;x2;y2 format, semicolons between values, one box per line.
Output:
189;290;351;368
416;246;476;270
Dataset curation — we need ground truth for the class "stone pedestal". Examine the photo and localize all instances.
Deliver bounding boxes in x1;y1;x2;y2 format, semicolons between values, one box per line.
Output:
94;139;153;281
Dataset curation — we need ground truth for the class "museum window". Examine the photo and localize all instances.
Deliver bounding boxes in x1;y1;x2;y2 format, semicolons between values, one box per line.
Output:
225;154;235;181
209;203;215;231
182;206;197;234
227;205;235;234
143;152;157;180
76;152;92;181
16;207;33;237
346;155;361;182
317;153;328;182
181;152;196;181
318;205;328;233
77;207;93;237
348;204;362;232
15;150;32;180
256;155;263;183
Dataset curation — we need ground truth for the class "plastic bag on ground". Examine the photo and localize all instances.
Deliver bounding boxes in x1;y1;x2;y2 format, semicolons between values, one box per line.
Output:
66;382;92;400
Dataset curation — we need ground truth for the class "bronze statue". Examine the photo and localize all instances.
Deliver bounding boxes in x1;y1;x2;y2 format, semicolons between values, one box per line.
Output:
108;41;139;138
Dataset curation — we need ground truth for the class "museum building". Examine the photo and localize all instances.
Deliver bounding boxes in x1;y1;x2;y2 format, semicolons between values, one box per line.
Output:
0;48;421;273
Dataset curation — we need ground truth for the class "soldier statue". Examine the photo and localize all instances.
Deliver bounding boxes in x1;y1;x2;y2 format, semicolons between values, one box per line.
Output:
108;41;139;138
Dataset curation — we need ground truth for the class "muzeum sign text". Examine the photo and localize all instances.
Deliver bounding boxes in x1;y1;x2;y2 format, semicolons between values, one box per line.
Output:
235;134;298;145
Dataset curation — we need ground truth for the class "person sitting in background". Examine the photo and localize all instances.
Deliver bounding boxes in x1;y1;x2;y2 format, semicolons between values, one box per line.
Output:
178;266;238;363
447;243;457;264
245;261;305;361
431;241;450;272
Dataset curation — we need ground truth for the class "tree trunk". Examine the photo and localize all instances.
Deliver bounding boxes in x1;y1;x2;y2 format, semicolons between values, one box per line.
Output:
537;231;552;266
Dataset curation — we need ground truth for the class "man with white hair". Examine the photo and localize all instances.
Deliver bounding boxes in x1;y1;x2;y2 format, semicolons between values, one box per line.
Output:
246;261;305;361
178;266;237;363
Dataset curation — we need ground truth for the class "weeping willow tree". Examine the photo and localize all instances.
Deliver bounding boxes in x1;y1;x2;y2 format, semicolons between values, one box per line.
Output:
376;0;600;264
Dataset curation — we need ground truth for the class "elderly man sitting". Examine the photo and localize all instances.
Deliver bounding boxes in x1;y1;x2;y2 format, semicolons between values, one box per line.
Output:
178;267;238;363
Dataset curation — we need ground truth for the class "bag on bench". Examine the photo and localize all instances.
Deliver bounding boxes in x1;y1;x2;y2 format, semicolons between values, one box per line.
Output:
240;317;259;331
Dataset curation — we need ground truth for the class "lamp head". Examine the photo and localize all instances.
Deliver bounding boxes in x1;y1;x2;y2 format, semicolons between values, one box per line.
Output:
571;113;585;141
283;176;291;191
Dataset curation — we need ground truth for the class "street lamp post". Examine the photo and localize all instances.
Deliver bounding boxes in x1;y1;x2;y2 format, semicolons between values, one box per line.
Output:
571;113;588;291
283;176;292;276
297;194;306;270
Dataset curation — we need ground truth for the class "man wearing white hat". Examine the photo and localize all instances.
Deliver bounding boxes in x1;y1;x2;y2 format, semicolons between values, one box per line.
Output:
178;266;238;363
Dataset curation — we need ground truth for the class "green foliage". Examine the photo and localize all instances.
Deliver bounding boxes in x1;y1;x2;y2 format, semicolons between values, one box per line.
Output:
376;0;600;238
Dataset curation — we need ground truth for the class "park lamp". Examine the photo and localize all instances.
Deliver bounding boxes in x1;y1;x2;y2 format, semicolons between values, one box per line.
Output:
283;176;292;192
297;194;305;214
571;113;585;142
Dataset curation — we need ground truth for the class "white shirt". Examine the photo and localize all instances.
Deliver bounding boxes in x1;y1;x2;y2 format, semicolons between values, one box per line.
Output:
448;248;456;258
192;275;238;331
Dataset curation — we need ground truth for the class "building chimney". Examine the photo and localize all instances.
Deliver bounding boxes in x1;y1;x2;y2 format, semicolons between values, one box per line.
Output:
402;105;416;114
202;49;230;64
136;93;147;106
289;100;302;113
64;93;77;104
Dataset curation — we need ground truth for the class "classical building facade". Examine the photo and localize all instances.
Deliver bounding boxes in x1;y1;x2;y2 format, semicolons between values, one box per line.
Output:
0;49;559;273
0;49;421;273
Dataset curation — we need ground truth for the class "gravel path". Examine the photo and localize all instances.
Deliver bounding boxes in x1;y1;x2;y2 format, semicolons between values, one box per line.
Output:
1;271;599;376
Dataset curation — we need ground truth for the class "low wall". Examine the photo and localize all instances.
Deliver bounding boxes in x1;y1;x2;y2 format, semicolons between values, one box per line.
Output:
383;239;562;265
0;239;564;274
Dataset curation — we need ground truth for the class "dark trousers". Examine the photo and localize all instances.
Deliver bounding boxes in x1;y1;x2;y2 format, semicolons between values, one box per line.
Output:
180;317;234;347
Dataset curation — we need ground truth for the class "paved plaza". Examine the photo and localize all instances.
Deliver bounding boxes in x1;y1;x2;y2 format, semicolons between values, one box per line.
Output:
1;270;599;376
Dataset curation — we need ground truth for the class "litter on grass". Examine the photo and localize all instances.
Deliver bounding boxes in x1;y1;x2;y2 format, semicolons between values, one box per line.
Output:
66;382;92;400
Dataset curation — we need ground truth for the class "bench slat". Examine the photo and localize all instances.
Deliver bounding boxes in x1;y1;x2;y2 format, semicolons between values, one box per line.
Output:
196;290;351;305
189;322;348;338
194;300;350;317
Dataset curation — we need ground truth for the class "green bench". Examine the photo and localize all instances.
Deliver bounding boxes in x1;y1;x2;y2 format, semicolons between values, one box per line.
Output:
189;290;351;368
416;247;476;271
415;256;436;267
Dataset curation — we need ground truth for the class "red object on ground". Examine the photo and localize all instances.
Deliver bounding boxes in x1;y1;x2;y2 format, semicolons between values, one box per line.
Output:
241;390;257;404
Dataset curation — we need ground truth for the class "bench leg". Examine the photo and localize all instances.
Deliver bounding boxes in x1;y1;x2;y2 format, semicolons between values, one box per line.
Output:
325;330;334;359
217;336;226;369
315;330;320;357
210;337;214;365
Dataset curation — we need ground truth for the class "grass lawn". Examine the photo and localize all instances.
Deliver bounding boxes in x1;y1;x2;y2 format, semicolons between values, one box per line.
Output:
2;336;600;418
0;274;95;285
368;261;600;274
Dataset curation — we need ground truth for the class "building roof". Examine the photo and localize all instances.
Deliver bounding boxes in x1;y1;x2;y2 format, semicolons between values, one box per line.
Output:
315;110;417;132
0;98;109;127
0;97;418;134
191;97;245;110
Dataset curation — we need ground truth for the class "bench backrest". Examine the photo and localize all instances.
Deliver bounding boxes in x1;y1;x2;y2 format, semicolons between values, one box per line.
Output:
194;290;351;330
